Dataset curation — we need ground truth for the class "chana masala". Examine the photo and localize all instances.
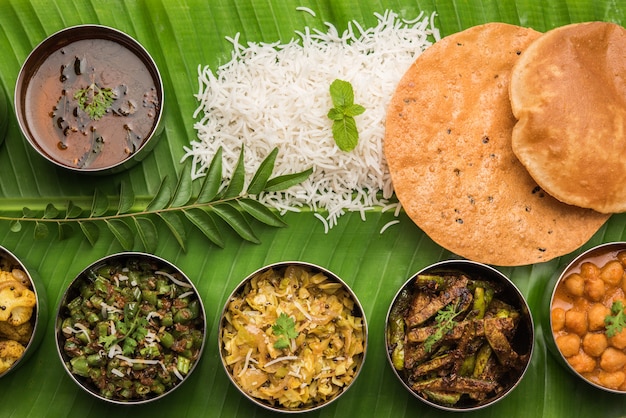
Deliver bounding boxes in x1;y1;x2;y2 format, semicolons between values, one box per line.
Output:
551;250;626;390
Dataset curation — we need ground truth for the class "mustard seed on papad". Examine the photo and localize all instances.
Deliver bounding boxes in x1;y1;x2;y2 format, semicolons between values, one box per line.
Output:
384;23;609;266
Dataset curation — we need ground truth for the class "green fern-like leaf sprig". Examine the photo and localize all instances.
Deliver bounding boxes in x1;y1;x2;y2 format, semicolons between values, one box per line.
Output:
4;146;312;253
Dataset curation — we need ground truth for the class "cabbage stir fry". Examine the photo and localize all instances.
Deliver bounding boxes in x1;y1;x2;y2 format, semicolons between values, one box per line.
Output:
58;258;204;401
221;265;365;410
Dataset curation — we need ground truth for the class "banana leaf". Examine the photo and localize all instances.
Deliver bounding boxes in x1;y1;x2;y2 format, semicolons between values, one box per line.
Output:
0;0;624;417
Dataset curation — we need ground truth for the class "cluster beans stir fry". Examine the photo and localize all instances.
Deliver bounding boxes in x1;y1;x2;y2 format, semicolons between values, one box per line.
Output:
387;271;530;407
58;258;204;401
221;265;366;410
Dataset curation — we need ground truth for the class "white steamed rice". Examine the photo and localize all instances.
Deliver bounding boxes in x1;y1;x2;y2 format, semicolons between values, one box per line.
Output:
183;9;440;230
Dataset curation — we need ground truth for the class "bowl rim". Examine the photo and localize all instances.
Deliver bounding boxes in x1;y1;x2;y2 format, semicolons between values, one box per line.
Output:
218;260;369;413
546;241;626;394
384;259;535;412
14;23;165;174
53;251;207;404
0;245;48;379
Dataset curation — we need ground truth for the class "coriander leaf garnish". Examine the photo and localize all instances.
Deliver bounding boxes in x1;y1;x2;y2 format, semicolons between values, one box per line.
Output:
98;297;144;349
424;302;464;352
605;300;626;337
99;333;118;349
327;79;365;152
74;82;115;120
272;312;298;349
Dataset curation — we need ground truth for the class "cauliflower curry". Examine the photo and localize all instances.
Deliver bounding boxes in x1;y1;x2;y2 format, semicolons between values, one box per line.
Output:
0;257;36;375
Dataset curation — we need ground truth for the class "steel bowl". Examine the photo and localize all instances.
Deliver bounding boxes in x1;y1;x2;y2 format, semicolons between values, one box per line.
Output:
218;261;368;413
15;25;164;175
544;241;626;393
55;252;206;404
385;259;534;411
0;245;48;378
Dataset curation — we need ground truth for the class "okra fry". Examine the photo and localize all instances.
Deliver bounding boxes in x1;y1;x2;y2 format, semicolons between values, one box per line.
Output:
412;376;498;394
389;269;527;408
472;286;487;319
388;288;411;370
407;317;515;343
484;318;526;370
405;275;470;327
415;274;451;290
472;343;493;378
422;390;461;406
412;351;457;376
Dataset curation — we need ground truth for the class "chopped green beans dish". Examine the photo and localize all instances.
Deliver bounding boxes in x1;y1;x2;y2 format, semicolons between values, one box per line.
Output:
57;257;205;401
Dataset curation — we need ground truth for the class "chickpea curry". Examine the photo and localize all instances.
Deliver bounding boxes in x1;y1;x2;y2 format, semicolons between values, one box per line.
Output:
551;250;626;391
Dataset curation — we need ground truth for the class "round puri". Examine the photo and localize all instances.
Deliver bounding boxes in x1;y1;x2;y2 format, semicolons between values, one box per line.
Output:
384;23;609;266
510;22;626;214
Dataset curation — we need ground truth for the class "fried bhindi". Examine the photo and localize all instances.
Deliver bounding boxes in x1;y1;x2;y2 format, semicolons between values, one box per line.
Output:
387;271;529;407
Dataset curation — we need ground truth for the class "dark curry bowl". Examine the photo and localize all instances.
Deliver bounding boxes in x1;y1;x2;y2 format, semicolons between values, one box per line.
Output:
385;259;534;411
544;241;626;393
219;261;368;413
0;245;48;378
54;252;206;405
15;25;164;175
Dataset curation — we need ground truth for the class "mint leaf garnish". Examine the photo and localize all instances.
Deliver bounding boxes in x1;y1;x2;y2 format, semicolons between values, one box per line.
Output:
327;79;365;152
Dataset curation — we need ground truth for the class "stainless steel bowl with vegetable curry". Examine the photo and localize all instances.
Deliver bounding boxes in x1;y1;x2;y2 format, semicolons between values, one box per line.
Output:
0;246;48;378
219;261;368;413
385;259;534;411
545;242;626;393
54;252;206;404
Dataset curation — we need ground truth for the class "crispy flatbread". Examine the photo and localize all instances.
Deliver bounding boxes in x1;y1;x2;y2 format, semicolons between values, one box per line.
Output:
384;23;609;266
510;21;626;213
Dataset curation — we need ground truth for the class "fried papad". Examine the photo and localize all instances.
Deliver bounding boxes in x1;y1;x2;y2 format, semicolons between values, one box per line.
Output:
384;23;609;266
510;21;626;214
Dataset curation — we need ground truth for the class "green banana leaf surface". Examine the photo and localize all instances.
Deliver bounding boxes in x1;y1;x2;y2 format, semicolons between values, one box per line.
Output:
0;0;625;417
